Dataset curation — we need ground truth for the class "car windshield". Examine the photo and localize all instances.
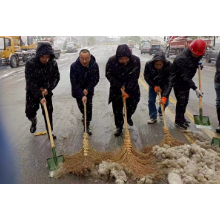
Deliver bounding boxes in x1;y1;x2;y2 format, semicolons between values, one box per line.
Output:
151;45;160;49
0;38;5;50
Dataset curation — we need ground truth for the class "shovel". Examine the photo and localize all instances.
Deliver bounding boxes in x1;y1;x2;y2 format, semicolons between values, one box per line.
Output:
42;97;64;173
193;65;211;129
211;137;220;147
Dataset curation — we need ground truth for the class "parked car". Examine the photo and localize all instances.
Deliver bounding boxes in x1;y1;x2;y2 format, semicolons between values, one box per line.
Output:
149;44;166;55
141;45;151;54
205;45;220;63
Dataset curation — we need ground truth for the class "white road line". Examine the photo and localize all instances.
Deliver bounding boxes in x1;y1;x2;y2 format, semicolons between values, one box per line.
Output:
0;71;17;79
9;77;25;85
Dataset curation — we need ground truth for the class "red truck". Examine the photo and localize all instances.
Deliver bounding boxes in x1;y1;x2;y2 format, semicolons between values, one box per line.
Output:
165;36;211;58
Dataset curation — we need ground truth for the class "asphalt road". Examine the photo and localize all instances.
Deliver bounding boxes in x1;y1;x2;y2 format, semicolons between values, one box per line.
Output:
0;45;219;183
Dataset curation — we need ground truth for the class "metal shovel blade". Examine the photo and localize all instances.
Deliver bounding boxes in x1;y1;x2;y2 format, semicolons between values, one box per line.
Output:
211;137;220;147
193;114;212;129
47;147;64;171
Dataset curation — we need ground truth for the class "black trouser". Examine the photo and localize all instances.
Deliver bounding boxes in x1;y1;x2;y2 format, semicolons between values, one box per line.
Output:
174;86;190;124
25;92;53;131
76;95;93;124
112;96;140;128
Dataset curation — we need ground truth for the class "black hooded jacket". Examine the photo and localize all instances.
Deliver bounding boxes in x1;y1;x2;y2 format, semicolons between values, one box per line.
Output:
215;52;220;84
70;55;99;99
106;44;141;104
144;52;174;98
172;47;202;90
25;43;60;101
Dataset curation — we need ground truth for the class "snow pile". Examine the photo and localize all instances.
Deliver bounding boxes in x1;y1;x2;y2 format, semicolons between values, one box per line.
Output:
152;141;220;184
98;161;133;184
97;161;158;184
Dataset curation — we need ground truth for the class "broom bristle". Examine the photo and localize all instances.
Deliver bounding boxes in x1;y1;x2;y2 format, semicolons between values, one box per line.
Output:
53;132;114;178
111;129;157;178
159;127;184;147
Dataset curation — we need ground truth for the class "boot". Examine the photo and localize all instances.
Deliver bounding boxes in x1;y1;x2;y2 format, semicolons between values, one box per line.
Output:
184;118;191;124
114;127;123;137
48;132;57;140
127;118;133;126
216;108;220;133
29;117;37;133
175;121;187;130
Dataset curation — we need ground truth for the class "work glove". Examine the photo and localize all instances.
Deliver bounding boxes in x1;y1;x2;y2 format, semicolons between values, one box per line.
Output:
195;89;203;98
160;97;167;105
122;92;129;102
154;86;162;94
198;62;203;70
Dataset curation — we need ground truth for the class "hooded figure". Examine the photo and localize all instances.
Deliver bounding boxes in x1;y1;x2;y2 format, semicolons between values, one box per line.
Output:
25;42;60;139
214;52;220;133
144;52;174;124
106;44;141;136
172;46;204;129
70;49;99;135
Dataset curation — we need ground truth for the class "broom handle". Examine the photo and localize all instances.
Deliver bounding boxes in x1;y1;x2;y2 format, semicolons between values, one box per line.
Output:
158;90;167;129
122;86;128;131
84;102;87;132
43;98;55;148
123;101;128;131
198;65;203;110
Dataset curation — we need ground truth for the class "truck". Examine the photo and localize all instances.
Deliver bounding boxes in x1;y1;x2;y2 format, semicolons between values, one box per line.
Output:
204;44;220;63
165;36;211;58
0;36;36;68
0;36;61;68
149;39;161;46
63;37;78;52
66;42;78;53
139;40;148;50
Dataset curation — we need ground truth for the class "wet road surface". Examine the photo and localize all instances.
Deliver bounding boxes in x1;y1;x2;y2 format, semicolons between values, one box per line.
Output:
0;45;219;183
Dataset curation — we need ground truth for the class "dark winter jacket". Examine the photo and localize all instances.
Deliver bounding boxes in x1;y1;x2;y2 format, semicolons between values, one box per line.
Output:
106;44;141;104
215;52;220;84
172;47;203;90
144;52;174;98
25;42;60;101
70;55;99;99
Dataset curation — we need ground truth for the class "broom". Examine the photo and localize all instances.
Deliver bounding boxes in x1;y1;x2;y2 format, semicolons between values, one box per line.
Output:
110;93;156;179
52;102;113;178
157;90;183;147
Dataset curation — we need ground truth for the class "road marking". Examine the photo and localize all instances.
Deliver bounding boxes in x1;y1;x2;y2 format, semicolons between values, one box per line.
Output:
0;71;17;79
138;74;220;141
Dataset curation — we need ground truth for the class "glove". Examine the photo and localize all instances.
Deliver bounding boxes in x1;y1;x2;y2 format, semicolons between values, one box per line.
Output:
154;86;162;94
195;89;203;98
122;92;129;102
198;62;203;70
160;97;167;105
